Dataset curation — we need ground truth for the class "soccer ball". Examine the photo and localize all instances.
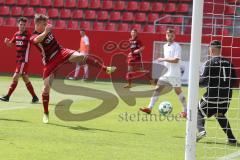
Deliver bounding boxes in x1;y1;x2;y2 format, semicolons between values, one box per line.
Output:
159;101;173;116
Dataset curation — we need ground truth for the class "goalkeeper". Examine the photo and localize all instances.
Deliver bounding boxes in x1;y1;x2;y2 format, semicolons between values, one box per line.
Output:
197;40;237;144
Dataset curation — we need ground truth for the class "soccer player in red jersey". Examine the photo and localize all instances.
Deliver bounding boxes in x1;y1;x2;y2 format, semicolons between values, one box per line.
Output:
0;17;39;103
124;29;154;88
31;14;116;123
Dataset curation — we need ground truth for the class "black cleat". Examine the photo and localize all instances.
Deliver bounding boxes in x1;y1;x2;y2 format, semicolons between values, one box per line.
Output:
228;138;237;145
32;96;39;103
0;95;9;102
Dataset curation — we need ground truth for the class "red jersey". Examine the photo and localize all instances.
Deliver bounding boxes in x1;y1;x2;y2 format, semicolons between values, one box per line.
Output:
31;31;62;65
10;31;31;63
128;37;143;62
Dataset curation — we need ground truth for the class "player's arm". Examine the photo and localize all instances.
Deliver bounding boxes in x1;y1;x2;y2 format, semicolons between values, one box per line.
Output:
133;45;145;54
199;61;210;86
158;57;180;63
33;24;52;44
4;35;16;47
230;64;237;87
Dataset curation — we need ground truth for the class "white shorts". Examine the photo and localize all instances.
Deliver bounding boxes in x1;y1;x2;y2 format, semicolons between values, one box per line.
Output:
157;76;182;87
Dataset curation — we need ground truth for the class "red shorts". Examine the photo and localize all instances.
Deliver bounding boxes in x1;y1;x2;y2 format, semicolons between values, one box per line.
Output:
128;61;144;72
15;63;28;75
43;48;75;79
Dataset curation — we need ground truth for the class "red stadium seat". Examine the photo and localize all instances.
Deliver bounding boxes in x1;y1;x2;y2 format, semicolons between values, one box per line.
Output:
16;0;28;6
55;20;67;29
159;14;172;24
23;7;35;17
151;2;164;12
122;12;134;22
80;21;91;30
143;25;154;33
65;0;76;8
216;28;230;36
78;0;89;8
173;26;182;35
48;8;59;18
138;2;150;12
118;23;129;32
60;9;71;19
131;24;142;32
224;19;233;26
135;12;146;23
102;0;113;10
72;10;83;19
29;0;40;6
5;18;16;26
184;26;191;34
93;22;104;31
225;5;235;15
176;4;190;13
0;6;10;16
156;25;167;33
35;8;47;15
174;16;184;24
202;27;213;35
41;0;52;7
89;0;101;9
97;11;109;21
227;0;238;4
148;13;159;23
105;22;116;31
127;1;138;11
85;10;96;20
0;0;3;5
0;17;4;25
114;1;125;11
53;0;64;8
5;0;15;5
110;11;121;21
11;7;22;16
68;20;79;29
164;3;176;13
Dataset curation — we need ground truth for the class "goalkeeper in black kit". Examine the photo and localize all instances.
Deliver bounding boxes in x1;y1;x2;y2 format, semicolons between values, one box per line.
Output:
196;40;237;144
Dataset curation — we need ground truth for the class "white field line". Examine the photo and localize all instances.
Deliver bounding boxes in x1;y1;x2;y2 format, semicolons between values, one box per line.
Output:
217;151;240;160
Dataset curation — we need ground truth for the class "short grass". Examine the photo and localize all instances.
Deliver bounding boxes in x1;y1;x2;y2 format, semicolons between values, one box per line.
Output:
0;76;239;160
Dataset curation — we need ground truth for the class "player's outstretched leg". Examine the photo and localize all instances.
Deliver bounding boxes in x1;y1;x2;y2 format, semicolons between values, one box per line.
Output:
0;73;20;102
174;88;187;118
196;110;207;142
41;75;53;124
22;75;39;103
215;114;237;144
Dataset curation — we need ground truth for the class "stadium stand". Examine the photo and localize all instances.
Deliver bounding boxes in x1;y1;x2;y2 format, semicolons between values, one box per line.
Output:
0;0;236;35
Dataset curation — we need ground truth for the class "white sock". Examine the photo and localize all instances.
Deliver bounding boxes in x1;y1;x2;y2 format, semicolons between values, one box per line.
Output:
148;96;159;109
178;92;187;112
74;63;81;77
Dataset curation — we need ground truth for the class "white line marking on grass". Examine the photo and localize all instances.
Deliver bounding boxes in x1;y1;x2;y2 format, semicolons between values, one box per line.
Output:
217;151;240;160
0;106;31;111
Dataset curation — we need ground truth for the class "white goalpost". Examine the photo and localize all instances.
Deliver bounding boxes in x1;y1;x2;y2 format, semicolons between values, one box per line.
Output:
185;0;204;160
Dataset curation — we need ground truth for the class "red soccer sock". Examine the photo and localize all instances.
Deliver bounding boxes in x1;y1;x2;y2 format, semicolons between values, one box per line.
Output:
42;93;49;114
85;55;107;71
26;82;37;97
7;81;18;97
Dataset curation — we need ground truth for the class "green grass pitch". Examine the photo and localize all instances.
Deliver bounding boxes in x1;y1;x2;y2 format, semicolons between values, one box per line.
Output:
0;76;239;160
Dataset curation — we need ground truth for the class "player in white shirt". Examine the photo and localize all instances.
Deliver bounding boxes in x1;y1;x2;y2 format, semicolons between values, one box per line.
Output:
140;28;187;118
69;29;89;80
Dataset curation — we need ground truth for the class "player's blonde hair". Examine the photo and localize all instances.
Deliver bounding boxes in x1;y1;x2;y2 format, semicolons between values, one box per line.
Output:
34;14;48;23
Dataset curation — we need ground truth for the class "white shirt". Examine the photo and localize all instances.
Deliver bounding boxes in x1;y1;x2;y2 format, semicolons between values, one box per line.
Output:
163;42;181;77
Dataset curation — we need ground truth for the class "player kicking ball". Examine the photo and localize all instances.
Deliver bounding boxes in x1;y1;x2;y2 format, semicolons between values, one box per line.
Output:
0;17;39;103
140;28;187;118
31;14;116;123
196;40;237;144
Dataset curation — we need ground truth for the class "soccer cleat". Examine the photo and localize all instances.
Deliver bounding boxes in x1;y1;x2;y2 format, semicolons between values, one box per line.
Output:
32;96;39;103
227;138;237;145
68;77;77;80
123;84;132;88
196;131;206;142
179;111;187;118
106;66;116;74
139;107;152;114
0;95;9;102
42;112;49;124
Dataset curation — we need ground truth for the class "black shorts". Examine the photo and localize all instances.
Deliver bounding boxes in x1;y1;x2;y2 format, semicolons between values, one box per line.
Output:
198;98;230;118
